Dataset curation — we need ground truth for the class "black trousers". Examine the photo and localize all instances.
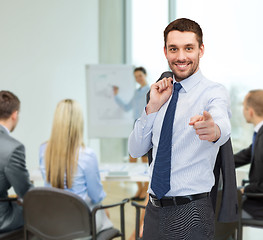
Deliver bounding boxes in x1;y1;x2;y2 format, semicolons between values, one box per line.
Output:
142;196;215;240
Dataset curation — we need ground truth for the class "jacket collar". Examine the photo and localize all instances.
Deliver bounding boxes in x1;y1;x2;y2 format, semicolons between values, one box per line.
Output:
0;124;9;135
257;124;263;137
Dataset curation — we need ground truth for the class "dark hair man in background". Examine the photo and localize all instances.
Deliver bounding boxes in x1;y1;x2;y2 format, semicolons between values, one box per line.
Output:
0;90;33;233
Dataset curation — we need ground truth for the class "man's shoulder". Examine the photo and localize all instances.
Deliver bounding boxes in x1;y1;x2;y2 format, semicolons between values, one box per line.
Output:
0;133;24;154
0;135;25;170
199;76;226;92
258;124;263;134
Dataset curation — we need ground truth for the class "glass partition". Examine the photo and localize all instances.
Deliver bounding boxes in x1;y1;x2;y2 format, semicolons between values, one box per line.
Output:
175;0;263;152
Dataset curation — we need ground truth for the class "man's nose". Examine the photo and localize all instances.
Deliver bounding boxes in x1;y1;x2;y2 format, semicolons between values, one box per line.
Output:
176;49;187;61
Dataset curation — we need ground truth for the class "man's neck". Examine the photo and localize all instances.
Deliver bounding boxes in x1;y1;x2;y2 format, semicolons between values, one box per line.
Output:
140;81;147;88
0;120;11;132
253;117;263;127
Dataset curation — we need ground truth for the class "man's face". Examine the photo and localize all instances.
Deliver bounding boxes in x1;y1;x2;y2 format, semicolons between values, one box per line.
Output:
164;30;204;81
134;71;146;86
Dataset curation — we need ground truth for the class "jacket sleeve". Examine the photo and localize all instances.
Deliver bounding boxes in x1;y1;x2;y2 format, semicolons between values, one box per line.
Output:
234;145;252;168
212;138;239;222
4;144;33;198
244;182;263;193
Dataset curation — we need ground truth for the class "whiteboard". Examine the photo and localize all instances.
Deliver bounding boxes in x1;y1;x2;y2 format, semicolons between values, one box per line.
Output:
86;64;135;138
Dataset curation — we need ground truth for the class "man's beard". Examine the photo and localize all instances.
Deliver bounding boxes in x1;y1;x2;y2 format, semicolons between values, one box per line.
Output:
168;59;199;81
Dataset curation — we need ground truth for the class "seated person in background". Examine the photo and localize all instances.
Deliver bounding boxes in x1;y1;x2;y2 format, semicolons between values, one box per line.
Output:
39;99;113;233
234;89;263;219
0;90;33;233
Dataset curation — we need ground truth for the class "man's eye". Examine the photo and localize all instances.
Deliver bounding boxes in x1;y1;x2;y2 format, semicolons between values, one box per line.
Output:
186;47;193;51
170;48;177;52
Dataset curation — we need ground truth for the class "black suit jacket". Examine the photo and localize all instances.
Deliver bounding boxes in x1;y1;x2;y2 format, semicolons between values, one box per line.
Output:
234;125;263;218
147;71;238;222
235;125;263;192
0;125;33;232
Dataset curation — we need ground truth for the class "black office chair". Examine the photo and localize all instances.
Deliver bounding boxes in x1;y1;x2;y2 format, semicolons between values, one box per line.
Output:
237;180;263;240
214;189;242;240
131;201;146;240
0;228;24;240
0;197;24;240
23;187;129;240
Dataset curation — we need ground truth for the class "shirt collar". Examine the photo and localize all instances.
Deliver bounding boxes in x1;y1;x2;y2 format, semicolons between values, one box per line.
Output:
173;69;203;93
0;124;10;134
254;120;263;133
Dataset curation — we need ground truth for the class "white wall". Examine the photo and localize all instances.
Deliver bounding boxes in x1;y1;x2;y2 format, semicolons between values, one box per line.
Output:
0;0;99;171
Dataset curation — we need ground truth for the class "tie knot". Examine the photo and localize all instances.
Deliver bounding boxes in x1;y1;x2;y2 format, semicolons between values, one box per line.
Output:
174;83;182;92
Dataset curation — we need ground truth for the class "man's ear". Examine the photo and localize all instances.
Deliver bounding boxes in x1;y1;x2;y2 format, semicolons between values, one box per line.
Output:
164;46;168;59
11;111;18;121
199;44;205;58
249;107;254;118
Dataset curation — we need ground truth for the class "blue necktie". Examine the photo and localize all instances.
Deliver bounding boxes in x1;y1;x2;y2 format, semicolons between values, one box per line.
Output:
251;131;257;158
151;83;182;199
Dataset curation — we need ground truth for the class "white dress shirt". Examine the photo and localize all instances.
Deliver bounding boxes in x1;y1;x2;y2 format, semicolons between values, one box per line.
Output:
128;70;231;197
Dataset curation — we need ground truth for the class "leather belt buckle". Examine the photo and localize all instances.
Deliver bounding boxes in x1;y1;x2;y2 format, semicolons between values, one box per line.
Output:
175;196;191;205
149;195;162;207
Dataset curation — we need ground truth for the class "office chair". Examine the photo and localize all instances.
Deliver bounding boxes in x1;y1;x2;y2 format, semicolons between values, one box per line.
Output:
0;197;24;240
0;228;24;240
214;189;242;240
23;187;129;240
237;180;263;240
131;201;146;240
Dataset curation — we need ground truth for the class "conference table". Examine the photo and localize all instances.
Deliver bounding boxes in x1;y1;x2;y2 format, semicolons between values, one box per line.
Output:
99;162;249;186
29;162;248;185
6;162;249;201
99;162;149;182
29;162;150;185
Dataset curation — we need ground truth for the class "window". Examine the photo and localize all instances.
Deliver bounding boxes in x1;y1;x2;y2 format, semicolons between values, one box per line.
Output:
175;0;263;151
131;0;169;85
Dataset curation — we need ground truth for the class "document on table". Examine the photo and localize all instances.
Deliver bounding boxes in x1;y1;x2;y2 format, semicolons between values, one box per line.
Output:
99;163;149;181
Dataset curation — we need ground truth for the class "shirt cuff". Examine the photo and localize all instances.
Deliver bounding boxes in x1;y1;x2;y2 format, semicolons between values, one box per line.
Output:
139;109;158;130
213;120;231;146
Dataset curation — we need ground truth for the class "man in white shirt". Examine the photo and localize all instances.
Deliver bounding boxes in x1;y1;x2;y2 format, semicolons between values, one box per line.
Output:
128;18;231;239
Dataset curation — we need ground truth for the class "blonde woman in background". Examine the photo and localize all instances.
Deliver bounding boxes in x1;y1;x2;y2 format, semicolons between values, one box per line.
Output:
39;99;113;234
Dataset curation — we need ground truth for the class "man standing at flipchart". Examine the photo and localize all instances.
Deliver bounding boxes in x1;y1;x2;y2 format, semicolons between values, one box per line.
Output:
128;18;232;239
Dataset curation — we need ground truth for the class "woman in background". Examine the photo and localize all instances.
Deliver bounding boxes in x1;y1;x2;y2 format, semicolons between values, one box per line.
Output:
39;99;112;234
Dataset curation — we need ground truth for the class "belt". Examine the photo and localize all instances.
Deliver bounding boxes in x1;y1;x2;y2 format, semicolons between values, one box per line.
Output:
149;192;209;207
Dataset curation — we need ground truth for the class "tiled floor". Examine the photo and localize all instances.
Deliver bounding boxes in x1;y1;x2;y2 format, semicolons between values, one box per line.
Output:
102;181;140;239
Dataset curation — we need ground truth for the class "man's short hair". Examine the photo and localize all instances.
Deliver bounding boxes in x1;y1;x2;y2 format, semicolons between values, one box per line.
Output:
0;91;20;120
164;18;203;48
247;89;263;117
134;66;147;75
